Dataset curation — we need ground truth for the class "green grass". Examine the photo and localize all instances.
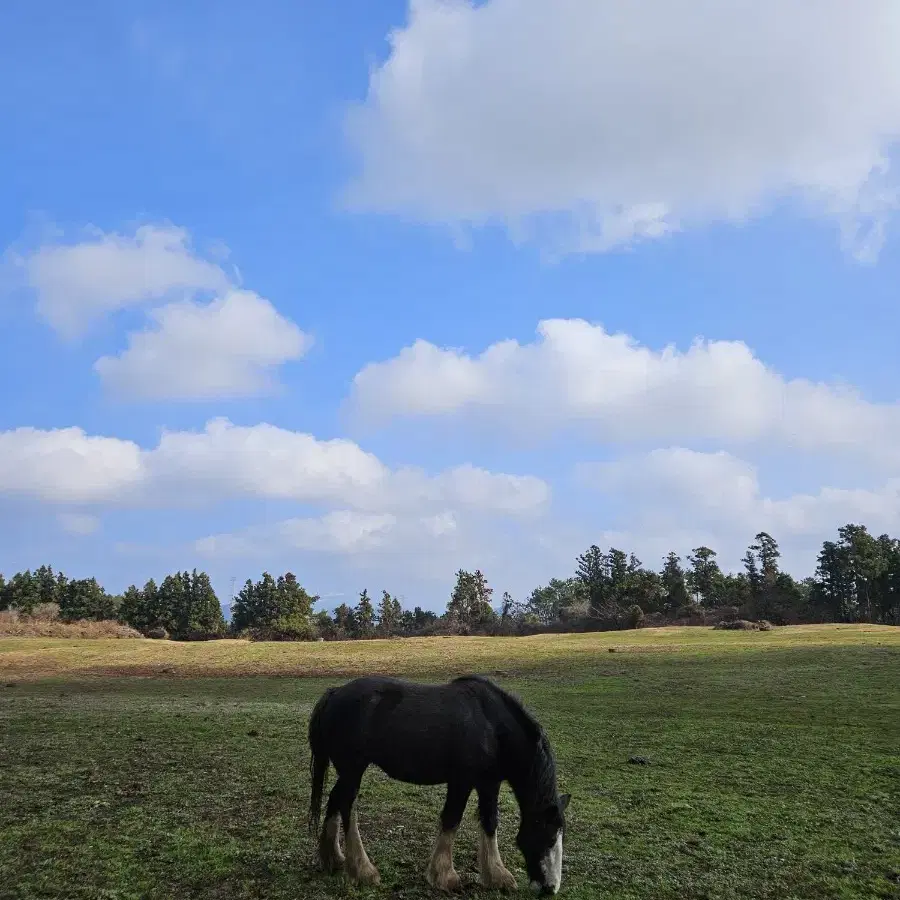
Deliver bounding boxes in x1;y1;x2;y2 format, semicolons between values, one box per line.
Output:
1;626;898;899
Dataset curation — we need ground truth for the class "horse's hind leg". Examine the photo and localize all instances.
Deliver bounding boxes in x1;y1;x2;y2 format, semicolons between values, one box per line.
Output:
340;770;380;886
426;782;471;893
317;778;346;873
476;780;517;892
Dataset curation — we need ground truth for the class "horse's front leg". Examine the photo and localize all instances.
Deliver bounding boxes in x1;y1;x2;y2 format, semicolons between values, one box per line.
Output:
426;782;472;893
476;780;517;892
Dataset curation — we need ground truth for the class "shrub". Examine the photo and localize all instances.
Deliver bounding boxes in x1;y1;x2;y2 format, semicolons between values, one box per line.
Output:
627;604;645;629
714;619;761;631
31;602;61;621
239;615;319;642
0;611;141;638
146;627;169;640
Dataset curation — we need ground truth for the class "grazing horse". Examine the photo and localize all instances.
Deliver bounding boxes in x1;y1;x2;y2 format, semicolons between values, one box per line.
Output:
307;674;570;895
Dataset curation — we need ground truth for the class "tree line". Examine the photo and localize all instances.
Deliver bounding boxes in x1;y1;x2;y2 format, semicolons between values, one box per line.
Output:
1;522;897;640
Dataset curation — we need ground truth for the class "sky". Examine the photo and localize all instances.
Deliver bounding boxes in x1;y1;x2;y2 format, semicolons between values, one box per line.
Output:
2;0;900;614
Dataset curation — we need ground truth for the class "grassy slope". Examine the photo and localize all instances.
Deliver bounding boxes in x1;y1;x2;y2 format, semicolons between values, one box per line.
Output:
0;625;898;900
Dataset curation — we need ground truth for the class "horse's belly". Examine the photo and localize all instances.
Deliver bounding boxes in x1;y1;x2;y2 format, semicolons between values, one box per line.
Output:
369;725;459;785
372;750;450;785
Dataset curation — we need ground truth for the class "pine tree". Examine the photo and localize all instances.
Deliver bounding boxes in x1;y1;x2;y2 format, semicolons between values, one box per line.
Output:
276;572;316;621
187;570;225;635
377;590;401;636
118;584;148;631
687;547;724;607
59;577;116;621
333;603;354;636
354;589;375;637
661;552;690;612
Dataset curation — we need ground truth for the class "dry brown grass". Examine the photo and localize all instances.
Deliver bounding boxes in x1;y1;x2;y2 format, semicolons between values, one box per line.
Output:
0;623;896;682
0;610;142;640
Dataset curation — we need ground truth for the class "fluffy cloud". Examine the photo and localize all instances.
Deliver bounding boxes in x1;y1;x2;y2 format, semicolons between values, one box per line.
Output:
582;447;900;569
94;290;311;400
350;318;900;468
344;0;900;258
13;224;231;337
192;506;565;587
0;426;144;504
580;449;761;517
195;510;451;560
0;418;548;517
7;223;310;401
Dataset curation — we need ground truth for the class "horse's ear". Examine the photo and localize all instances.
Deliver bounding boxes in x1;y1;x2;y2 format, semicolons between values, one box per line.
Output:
559;793;571;812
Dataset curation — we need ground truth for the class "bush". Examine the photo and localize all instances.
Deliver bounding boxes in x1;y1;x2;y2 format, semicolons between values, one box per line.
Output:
31;602;61;621
238;615;319;642
146;627;169;640
714;619;762;631
627;604;645;629
0;611;142;638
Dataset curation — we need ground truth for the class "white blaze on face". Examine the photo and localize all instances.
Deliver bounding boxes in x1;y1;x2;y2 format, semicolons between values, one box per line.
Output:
538;829;563;894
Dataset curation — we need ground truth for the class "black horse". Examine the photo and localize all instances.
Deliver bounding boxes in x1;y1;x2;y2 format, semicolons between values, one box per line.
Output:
308;674;570;895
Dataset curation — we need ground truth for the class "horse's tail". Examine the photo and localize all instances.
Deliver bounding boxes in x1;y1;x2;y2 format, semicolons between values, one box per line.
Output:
308;686;336;836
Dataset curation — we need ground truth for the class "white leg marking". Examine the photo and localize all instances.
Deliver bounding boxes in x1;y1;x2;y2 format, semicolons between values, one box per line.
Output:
317;813;344;871
344;803;380;885
426;828;461;892
477;825;517;891
538;829;563;894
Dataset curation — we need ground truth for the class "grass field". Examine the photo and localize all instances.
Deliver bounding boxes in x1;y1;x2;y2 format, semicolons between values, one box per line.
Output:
1;625;898;899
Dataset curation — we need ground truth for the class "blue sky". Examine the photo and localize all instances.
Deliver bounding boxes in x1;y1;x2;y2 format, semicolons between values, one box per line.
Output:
2;0;900;612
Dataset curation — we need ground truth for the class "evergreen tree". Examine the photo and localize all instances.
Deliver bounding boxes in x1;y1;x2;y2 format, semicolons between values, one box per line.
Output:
687;547;724;607
526;578;585;624
118;584;148;632
575;545;610;613
34;565;60;606
2;570;41;614
157;573;188;634
186;570;225;635
276;572;316;621
354;589;375;637
333;603;354;636
377;590;402;636
447;569;496;628
661;552;690;612
59;577;116;621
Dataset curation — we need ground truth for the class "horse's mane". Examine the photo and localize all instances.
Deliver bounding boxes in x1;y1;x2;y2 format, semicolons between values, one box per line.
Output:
453;675;558;808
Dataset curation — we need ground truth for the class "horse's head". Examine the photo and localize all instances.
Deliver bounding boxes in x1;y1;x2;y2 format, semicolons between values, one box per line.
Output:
516;792;570;895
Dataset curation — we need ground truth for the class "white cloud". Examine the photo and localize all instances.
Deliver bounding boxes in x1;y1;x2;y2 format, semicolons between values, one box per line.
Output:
579;449;760;517
0;427;144;504
14;224;231;337
196;511;422;559
345;0;900;258
192;505;564;586
350;318;900;468
0;418;549;518
5;223;310;401
56;512;101;536
583;447;900;570
94;290;312;400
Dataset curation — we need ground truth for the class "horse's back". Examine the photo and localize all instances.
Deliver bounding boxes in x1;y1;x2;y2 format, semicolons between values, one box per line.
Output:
315;675;502;785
